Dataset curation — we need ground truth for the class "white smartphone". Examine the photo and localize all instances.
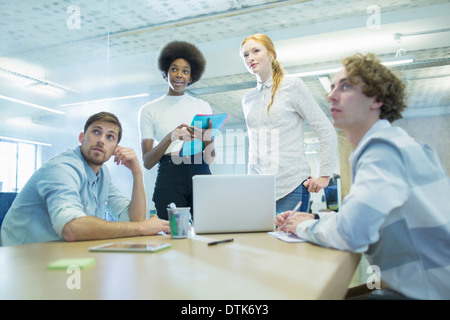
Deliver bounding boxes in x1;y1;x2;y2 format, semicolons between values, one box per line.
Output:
89;242;171;253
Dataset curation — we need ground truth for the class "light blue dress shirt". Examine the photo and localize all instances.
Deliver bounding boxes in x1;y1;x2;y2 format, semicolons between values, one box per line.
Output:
1;147;130;246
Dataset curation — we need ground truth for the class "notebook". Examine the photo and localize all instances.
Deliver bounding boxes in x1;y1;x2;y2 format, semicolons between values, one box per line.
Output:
192;174;276;234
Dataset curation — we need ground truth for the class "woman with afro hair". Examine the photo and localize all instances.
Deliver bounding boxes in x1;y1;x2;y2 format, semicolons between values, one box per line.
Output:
139;41;214;220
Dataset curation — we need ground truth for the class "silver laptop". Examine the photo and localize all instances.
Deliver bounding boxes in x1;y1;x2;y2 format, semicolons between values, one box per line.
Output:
192;174;276;234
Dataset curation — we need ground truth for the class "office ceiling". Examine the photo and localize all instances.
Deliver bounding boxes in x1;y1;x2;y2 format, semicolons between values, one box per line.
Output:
1;0;450;132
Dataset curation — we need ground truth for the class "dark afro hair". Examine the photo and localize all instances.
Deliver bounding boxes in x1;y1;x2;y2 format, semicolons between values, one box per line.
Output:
158;41;206;86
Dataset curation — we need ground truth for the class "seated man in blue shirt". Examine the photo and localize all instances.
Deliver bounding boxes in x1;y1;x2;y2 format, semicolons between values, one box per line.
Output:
276;53;450;300
1;112;170;246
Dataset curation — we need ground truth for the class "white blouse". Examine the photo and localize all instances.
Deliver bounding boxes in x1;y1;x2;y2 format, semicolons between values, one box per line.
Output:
242;76;337;200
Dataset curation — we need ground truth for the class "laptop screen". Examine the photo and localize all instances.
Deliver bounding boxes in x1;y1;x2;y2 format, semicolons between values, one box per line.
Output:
192;175;276;234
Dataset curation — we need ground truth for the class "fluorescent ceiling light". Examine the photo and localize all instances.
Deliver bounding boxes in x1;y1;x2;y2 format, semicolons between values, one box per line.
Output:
60;93;150;107
0;94;65;115
288;57;415;78
0;136;52;147
382;56;415;66
0;66;75;95
26;82;68;96
288;67;342;78
318;76;331;93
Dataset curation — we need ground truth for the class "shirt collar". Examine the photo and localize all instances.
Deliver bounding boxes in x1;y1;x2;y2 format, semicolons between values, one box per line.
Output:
257;77;273;92
359;119;391;146
349;119;391;163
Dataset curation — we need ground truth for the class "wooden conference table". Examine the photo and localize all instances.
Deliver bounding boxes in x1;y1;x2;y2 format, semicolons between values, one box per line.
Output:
0;232;360;300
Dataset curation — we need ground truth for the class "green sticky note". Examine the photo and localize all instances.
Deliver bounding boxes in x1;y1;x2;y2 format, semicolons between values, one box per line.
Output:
47;258;95;270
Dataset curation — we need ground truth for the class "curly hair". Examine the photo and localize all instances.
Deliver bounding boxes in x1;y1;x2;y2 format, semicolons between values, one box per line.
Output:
157;41;206;85
342;53;407;122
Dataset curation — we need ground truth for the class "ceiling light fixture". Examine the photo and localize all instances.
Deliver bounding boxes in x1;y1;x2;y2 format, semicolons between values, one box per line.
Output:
318;76;331;92
288;67;342;78
288;56;415;78
59;93;150;107
0;136;52;147
394;33;407;57
0;94;65;115
381;55;415;66
0;67;76;95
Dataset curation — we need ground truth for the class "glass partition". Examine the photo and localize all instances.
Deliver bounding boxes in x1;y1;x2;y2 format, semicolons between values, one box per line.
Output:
0;1;449;204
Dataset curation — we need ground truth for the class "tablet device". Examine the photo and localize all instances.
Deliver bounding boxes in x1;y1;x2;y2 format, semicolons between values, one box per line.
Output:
89;242;171;253
179;113;228;156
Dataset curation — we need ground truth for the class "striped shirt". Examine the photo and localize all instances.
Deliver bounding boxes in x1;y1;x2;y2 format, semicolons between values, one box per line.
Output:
297;120;450;299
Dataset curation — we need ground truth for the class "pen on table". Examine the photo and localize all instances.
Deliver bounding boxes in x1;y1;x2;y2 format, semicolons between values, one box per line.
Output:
208;238;234;246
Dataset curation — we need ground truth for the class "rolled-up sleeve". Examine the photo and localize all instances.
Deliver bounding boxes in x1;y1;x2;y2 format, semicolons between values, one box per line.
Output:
36;162;87;238
107;182;131;222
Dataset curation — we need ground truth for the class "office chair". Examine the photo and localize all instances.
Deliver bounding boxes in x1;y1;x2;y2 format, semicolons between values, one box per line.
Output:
0;192;18;238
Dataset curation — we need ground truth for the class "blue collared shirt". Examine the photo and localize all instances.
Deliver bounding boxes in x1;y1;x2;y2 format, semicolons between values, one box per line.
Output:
1;147;130;246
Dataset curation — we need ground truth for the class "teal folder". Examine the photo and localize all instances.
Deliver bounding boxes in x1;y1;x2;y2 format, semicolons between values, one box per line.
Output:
179;113;229;156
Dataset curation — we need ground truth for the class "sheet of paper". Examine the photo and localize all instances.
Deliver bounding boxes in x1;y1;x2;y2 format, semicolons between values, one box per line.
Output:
268;231;306;243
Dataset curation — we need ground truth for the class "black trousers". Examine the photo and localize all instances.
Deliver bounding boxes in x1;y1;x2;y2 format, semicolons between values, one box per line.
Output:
153;154;211;220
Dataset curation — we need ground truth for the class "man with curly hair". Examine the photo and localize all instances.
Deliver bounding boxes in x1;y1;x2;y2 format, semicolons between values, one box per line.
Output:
139;41;214;220
276;53;450;299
